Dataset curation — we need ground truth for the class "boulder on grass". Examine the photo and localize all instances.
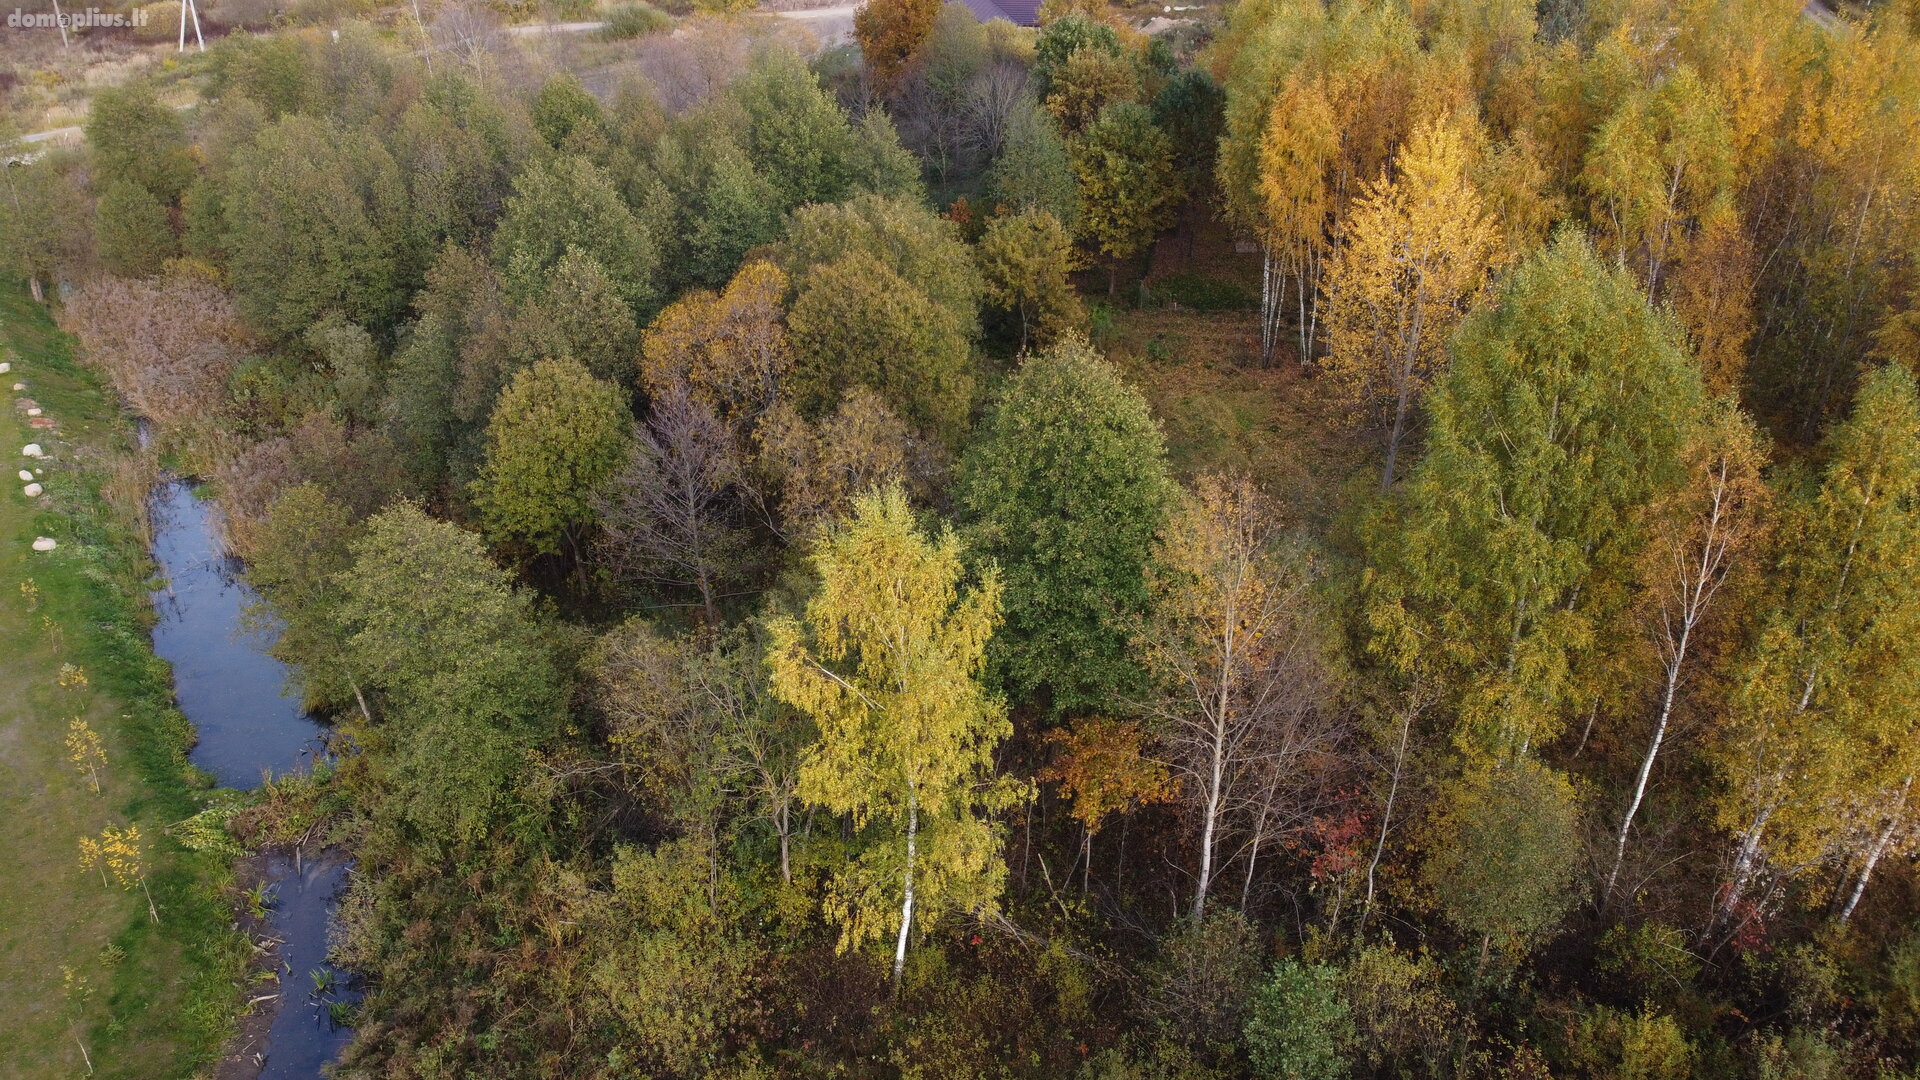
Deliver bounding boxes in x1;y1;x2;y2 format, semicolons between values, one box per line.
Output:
31;537;56;552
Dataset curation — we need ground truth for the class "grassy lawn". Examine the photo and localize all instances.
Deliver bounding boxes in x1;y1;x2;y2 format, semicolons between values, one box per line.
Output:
1104;306;1374;527
0;285;246;1080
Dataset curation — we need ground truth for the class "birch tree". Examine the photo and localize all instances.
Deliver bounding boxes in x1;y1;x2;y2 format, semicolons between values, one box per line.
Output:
1254;75;1338;366
1710;364;1920;933
1364;234;1703;760
1580;65;1734;298
767;486;1023;985
1320;113;1504;489
1140;472;1338;919
1602;401;1768;910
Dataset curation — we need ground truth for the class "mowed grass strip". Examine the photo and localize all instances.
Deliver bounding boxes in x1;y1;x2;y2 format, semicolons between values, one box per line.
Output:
0;283;247;1080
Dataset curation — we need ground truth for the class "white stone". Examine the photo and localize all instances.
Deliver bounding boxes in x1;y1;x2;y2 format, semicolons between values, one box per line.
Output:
0;362;10;373
31;537;56;552
26;407;41;417
10;383;22;391
16;470;30;481
21;443;43;458
24;482;43;497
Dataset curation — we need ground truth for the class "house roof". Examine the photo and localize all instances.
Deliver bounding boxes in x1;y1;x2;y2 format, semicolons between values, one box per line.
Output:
958;0;1042;27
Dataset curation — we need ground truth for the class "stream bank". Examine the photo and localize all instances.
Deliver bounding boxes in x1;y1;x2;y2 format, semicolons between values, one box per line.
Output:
142;472;359;1079
2;287;246;1080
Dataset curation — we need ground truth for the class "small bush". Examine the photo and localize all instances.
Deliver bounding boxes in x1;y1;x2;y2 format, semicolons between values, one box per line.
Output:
1245;959;1353;1080
1143;912;1264;1052
133;0;183;41
597;0;672;39
1088;302;1119;347
1563;1005;1694;1080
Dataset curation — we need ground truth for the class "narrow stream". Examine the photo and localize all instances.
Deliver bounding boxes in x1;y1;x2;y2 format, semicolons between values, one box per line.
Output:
148;478;327;789
146;474;357;1078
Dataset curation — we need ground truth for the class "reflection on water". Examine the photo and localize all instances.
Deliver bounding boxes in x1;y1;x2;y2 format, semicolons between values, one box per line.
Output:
144;471;354;1077
147;477;328;790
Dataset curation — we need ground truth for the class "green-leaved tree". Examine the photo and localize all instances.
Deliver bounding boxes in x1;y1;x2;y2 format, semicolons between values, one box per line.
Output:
472;357;633;563
1365;233;1704;759
957;334;1173;714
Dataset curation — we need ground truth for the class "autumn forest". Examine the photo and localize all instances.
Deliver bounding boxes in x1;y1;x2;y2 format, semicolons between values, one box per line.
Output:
6;0;1920;1075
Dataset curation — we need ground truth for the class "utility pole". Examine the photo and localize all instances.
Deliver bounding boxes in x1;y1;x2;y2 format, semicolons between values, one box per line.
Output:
178;0;204;52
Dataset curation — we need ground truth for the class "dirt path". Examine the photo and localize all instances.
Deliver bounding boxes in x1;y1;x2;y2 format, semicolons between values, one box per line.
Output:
504;2;862;45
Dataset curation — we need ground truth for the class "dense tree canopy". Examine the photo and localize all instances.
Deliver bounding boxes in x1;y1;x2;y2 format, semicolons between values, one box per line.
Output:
1365;234;1704;759
957;334;1173;713
32;5;1920;1078
492;154;657;319
223;116;411;339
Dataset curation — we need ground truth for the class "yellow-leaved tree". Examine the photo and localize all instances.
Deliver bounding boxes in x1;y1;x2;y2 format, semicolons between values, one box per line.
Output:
79;824;156;923
767;485;1025;986
638;260;792;430
1254;73;1337;366
1320;113;1505;490
1603;400;1769;910
1580;64;1734;298
1710;365;1920;934
66;718;107;794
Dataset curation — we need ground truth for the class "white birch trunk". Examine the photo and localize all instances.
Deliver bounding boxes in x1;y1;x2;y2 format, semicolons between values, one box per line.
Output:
893;786;918;986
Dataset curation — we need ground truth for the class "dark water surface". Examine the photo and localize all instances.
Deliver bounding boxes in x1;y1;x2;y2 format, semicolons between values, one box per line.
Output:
145;473;354;1077
256;855;359;1080
147;477;328;789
